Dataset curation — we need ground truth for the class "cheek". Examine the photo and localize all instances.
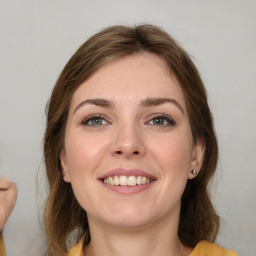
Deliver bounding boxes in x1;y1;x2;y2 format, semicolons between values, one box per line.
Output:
146;132;194;215
64;133;109;211
65;132;107;178
150;132;193;172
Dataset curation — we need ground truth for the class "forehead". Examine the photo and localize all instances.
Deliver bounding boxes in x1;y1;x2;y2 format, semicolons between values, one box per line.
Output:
70;53;186;109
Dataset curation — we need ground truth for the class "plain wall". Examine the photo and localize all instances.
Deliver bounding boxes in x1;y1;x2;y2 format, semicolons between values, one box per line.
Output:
0;0;255;255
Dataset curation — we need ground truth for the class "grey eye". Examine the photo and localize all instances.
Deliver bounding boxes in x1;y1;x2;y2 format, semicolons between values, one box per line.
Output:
148;116;175;126
82;116;108;126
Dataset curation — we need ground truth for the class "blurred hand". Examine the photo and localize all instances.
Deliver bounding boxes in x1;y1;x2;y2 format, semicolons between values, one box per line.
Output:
0;177;18;230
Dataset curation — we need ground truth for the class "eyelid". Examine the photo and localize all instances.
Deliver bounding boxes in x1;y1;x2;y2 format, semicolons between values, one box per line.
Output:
146;114;176;126
81;114;110;126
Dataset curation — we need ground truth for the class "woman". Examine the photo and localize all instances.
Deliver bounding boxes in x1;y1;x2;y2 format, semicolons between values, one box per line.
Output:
0;25;237;256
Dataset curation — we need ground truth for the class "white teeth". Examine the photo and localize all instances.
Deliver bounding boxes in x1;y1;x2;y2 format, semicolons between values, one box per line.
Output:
103;176;153;186
137;176;142;185
120;175;128;185
128;176;136;186
109;176;114;185
114;176;119;185
141;176;147;185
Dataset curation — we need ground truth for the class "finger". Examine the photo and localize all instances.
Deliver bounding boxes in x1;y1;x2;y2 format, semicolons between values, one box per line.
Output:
0;179;18;230
5;183;18;208
0;177;14;190
0;178;18;208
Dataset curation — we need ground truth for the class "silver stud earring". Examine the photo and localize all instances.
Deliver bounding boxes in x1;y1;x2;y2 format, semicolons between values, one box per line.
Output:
191;169;197;175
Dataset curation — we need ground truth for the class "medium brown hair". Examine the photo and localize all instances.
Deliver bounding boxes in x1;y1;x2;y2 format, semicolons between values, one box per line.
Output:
44;24;219;255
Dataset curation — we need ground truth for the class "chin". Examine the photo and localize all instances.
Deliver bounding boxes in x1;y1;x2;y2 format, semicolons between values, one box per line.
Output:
106;216;153;230
96;205;155;229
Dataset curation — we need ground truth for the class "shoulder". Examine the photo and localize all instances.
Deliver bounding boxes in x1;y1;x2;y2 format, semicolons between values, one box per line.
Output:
189;241;238;256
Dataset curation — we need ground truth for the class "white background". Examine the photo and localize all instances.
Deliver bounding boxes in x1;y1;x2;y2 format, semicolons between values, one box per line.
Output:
0;0;255;255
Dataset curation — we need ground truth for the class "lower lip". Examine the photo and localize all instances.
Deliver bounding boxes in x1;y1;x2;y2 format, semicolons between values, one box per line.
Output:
101;181;155;195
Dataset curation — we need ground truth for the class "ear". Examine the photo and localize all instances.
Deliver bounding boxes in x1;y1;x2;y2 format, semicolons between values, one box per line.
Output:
59;149;71;183
188;139;205;179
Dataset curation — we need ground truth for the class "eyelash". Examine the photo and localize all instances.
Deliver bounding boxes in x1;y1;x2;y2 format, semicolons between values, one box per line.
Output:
81;114;176;127
147;115;176;126
81;115;109;126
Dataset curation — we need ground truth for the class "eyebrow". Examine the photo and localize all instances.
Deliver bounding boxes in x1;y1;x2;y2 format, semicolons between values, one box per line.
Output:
141;97;185;114
73;97;184;115
73;99;115;114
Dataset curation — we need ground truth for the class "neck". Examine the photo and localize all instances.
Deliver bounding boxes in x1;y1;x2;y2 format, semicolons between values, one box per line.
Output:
84;215;192;256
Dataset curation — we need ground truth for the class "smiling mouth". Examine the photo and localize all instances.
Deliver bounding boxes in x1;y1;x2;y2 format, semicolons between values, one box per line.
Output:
103;175;154;186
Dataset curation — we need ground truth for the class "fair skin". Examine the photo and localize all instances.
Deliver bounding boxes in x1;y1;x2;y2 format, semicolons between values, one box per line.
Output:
0;177;18;231
60;53;205;256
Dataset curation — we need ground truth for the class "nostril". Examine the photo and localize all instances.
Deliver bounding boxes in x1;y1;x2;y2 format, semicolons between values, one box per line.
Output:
113;150;140;156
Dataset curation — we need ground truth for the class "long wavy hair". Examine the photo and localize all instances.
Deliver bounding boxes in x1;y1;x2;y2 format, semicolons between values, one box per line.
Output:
44;24;219;255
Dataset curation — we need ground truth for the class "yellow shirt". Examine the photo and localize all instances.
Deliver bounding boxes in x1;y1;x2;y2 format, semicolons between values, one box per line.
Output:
0;234;238;256
189;240;238;256
68;238;238;256
0;232;5;256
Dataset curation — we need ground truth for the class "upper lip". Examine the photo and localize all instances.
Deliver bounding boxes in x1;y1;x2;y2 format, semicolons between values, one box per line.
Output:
98;168;157;180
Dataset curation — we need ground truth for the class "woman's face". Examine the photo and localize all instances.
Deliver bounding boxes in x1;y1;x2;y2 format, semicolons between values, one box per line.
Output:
60;53;204;230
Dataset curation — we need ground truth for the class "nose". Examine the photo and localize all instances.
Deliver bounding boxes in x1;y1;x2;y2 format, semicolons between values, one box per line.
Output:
111;124;146;159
